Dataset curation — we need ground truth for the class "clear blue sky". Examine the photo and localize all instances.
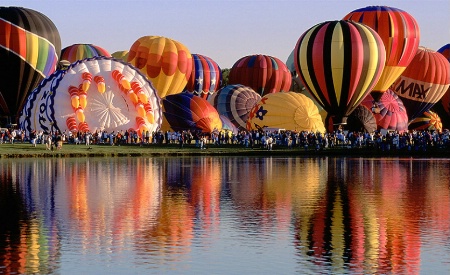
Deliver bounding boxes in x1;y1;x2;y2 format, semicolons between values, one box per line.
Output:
3;0;449;68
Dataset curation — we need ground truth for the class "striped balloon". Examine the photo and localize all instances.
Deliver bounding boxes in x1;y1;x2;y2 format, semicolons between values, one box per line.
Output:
343;6;420;99
294;20;386;125
408;111;442;132
61;44;111;63
229;54;291;96
0;7;61;117
184;54;222;99
208;84;261;130
392;46;450;120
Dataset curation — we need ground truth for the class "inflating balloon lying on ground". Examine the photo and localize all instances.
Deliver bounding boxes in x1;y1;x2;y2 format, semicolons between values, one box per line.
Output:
19;56;162;135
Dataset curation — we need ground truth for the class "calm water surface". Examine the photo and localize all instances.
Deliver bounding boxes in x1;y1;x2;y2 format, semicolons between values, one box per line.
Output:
0;156;449;274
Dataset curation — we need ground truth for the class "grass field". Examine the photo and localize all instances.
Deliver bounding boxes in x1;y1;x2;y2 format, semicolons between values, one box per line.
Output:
1;140;449;159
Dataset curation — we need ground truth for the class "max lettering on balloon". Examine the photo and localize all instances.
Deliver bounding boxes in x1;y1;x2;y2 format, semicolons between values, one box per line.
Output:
395;79;431;100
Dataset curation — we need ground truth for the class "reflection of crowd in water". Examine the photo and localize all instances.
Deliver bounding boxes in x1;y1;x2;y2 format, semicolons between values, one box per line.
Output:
1;127;450;152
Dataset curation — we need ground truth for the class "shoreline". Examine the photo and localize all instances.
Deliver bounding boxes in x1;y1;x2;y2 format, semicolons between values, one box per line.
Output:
1;143;449;159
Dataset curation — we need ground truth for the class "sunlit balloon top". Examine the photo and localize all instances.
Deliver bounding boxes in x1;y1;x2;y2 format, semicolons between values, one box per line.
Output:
343;6;420;96
127;36;193;98
60;43;111;64
20;56;162;135
294;20;386;124
0;6;61;117
229;54;291;96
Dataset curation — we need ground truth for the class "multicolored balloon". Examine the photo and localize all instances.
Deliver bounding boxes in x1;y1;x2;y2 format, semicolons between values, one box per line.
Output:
162;93;222;133
127;36;192;98
208;84;261;130
294;20;386;125
408;111;442;132
361;89;409;132
392;46;450;120
246;92;326;133
343;6;420;100
20;57;162;135
184;54;221;99
219;115;238;135
60;43;111;63
0;6;61;118
229;54;291;96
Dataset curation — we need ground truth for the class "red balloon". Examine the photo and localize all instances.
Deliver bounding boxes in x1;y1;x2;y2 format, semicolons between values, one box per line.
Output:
229;54;291;96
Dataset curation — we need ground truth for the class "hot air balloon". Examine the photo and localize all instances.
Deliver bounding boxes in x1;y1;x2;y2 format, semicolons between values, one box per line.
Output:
437;44;450;62
0;7;61;121
219;115;239;135
111;50;129;62
127;36;193;98
246;92;326;133
162;93;222;133
228;54;291;96
346;105;377;133
293;20;386;127
434;44;450;128
343;6;420;100
60;43;111;64
361;89;409;132
184;54;222;99
19;57;162;135
392;46;450;120
408;111;442;132
208;84;261;130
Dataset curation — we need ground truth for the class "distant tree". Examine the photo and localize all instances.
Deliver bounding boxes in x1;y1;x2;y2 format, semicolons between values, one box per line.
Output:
221;68;230;87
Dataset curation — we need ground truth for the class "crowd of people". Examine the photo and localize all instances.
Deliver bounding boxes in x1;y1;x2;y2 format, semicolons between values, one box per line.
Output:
1;126;450;152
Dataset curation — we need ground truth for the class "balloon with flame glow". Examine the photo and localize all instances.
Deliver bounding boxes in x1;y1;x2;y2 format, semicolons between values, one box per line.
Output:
162;93;222;133
184;54;222;99
246;92;326;133
229;54;292;96
0;6;61;118
392;46;450;120
294;20;386;126
343;6;420;100
60;43;111;64
19;56;162;135
208;84;261;131
127;36;193;98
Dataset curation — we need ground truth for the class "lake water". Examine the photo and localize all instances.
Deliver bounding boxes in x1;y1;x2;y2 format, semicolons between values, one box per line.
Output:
0;156;449;275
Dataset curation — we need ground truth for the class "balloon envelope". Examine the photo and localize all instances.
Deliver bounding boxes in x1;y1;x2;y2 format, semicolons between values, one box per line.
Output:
437;44;450;62
0;6;61;118
229;54;291;96
346;105;377;133
208;84;261;130
343;6;420;98
294;20;386;124
219;115;238;135
408;110;442;132
392;46;450;120
61;43;111;63
20;57;162;135
162;93;221;133
127;36;192;98
111;50;129;62
361;89;409;132
184;54;221;99
246;92;326;133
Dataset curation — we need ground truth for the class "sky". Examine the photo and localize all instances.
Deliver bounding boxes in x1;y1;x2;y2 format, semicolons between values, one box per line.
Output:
3;0;449;68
